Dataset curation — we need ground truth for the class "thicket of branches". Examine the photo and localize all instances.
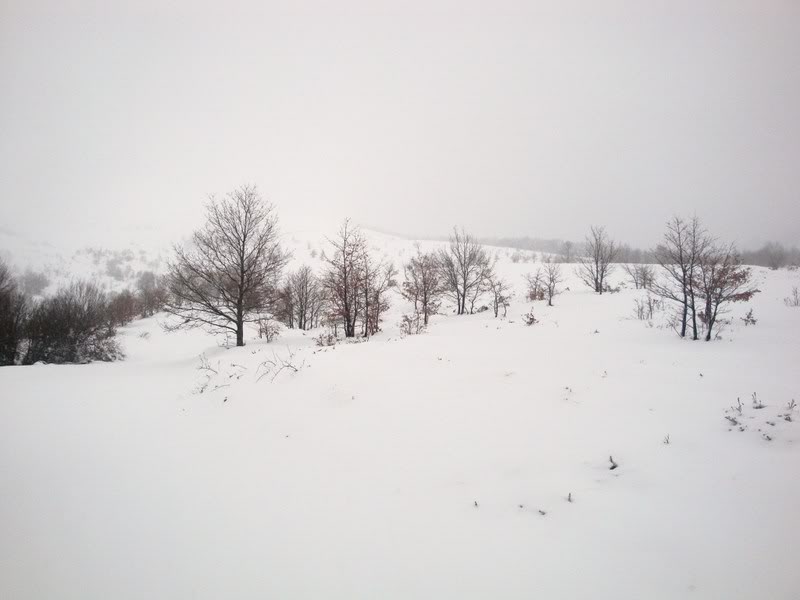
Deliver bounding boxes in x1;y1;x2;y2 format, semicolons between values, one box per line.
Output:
0;259;168;366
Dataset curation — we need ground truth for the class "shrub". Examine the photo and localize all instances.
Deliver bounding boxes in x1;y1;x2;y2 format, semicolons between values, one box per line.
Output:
24;281;122;364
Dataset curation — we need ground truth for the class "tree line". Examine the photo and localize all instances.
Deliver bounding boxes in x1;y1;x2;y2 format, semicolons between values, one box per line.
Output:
0;185;770;365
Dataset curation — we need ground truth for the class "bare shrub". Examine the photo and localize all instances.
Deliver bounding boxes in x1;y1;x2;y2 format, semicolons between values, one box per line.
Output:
633;295;662;320
24;281;121;364
257;318;281;342
399;313;425;335
256;348;305;382
785;287;800;307
740;309;757;326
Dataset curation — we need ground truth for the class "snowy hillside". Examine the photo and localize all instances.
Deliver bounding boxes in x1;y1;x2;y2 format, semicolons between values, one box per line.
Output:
1;231;799;599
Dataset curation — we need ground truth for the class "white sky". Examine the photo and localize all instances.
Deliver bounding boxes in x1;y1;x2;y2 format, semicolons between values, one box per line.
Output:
1;0;798;250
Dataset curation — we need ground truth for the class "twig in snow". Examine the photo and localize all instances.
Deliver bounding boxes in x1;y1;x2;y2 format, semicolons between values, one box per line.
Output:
609;456;618;470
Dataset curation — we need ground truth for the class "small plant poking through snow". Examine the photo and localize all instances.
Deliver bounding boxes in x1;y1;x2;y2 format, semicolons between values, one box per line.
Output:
256;348;306;382
751;392;765;410
785;286;800;307
740;309;757;326
609;456;618;470
523;308;539;326
663;434;670;445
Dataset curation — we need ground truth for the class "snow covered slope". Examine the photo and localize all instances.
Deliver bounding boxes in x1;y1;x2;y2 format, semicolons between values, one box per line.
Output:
1;231;799;600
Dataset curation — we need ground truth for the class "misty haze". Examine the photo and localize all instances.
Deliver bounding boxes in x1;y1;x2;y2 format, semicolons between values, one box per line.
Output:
1;2;799;599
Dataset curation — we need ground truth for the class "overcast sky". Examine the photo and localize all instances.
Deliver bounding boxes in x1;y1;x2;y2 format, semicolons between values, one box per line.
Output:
1;0;798;251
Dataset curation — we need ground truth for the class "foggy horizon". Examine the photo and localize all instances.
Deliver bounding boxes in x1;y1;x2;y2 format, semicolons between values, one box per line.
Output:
2;1;799;252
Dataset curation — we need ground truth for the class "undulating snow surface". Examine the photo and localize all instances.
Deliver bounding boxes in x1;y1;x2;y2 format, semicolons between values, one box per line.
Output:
2;232;799;599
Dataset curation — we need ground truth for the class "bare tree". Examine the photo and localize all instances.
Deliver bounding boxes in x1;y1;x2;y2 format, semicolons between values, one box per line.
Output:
437;228;494;315
542;260;563;306
622;263;655;290
696;244;759;341
652;216;710;340
288;265;323;330
401;245;442;325
361;251;397;337
164;185;288;347
487;276;513;317
576;226;619;294
322;220;365;338
524;269;546;301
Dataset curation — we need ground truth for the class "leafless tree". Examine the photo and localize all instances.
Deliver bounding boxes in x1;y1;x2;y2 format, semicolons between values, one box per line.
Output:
361;252;397;337
576;226;619;294
437;228;494;315
524;269;546;301
163;185;288;347
401;245;442;325
283;265;324;330
487;276;513;317
622;263;655;290
696;244;759;341
652;216;710;340
542;260;563;306
322;219;366;338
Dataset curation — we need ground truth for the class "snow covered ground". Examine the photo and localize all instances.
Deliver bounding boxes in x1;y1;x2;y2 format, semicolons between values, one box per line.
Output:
1;232;799;599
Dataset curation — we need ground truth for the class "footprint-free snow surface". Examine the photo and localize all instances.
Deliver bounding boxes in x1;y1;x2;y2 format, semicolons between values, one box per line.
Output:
2;234;799;599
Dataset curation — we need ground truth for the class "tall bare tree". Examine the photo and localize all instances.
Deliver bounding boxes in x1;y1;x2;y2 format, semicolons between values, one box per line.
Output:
576;226;619;294
322;219;367;338
652;216;710;340
401;245;442;325
437;228;494;315
164;185;288;347
288;265;324;330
